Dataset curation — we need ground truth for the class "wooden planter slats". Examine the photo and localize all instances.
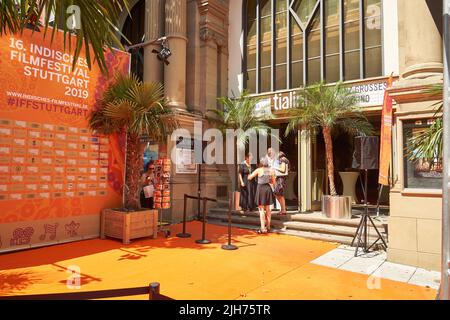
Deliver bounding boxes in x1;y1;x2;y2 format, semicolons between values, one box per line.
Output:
101;209;158;244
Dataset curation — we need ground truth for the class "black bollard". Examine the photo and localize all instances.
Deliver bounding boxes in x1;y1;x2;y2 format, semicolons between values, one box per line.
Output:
148;282;160;300
222;193;238;250
177;194;191;238
195;197;211;244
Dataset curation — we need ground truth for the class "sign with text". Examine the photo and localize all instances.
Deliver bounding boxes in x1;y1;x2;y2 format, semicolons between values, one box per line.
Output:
0;28;130;252
175;136;198;174
253;78;394;117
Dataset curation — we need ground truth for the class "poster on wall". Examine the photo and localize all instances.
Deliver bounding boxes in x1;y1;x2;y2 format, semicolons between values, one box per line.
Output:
175;136;197;174
143;142;159;170
0;28;130;252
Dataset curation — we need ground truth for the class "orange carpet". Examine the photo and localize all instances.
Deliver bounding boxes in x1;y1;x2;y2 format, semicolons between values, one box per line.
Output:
0;222;436;300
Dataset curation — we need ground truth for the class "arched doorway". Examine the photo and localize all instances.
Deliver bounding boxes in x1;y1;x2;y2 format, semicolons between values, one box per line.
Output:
122;0;145;80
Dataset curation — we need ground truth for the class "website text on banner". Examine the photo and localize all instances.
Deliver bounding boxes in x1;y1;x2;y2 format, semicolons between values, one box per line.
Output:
0;29;131;252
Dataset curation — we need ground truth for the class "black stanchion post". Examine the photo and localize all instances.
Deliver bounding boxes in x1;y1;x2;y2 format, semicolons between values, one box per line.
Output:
177;194;191;238
222;192;238;251
197;164;202;220
196;197;211;244
148;282;160;300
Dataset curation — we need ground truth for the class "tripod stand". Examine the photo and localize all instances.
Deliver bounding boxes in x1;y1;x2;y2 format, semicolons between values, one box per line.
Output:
351;169;387;257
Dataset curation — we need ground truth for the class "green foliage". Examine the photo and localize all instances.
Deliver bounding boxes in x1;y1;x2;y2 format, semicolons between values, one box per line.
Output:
407;118;443;163
207;91;277;192
0;0;130;74
88;73;177;141
285;81;372;197
207;91;278;148
407;84;443;163
285;81;373;137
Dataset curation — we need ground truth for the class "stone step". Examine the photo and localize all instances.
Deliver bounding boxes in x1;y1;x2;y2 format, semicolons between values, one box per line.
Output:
207;213;285;229
277;229;357;246
207;209;388;246
207;220;357;246
209;208;387;231
290;213;387;231
283;221;386;239
209;208;291;221
216;200;229;208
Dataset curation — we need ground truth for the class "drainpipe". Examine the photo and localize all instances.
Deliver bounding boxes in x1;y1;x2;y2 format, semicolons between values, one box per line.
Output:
441;0;450;300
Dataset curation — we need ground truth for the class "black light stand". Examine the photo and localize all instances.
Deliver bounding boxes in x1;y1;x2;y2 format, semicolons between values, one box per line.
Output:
351;169;387;257
222;192;238;251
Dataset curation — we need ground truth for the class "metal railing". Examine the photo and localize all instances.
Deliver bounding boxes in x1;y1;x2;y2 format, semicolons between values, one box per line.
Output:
0;282;173;300
177;194;217;242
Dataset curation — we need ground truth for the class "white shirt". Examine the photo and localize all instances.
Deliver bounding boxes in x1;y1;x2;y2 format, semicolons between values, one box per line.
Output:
143;185;154;198
276;161;289;177
267;156;276;169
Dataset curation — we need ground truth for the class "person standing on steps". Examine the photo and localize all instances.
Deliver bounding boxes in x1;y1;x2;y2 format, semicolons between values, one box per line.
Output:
274;151;290;215
238;153;257;213
249;157;276;234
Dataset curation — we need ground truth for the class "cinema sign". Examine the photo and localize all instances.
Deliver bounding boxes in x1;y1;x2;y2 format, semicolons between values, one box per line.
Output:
253;78;393;118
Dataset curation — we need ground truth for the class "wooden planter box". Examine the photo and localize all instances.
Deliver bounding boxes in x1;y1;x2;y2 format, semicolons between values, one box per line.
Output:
100;209;158;244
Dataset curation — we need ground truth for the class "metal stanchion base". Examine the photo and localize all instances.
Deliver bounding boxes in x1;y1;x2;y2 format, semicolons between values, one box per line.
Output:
176;233;191;238
195;239;212;244
221;244;238;251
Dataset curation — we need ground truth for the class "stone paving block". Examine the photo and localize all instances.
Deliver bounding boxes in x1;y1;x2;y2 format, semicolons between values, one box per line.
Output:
311;248;355;269
408;268;441;290
372;262;417;283
339;256;386;275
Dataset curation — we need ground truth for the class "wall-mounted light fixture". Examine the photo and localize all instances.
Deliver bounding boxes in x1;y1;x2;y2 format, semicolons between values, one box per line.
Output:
126;36;171;65
152;38;171;65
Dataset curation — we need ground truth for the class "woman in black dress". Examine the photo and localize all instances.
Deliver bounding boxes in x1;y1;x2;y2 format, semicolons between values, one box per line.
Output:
249;157;275;234
238;153;257;212
274;151;290;215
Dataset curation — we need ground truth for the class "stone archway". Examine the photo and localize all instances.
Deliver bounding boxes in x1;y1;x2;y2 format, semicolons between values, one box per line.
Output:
121;0;145;80
118;0;142;32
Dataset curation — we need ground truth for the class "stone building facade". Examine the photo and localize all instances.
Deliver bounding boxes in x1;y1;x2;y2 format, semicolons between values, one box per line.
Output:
120;0;444;271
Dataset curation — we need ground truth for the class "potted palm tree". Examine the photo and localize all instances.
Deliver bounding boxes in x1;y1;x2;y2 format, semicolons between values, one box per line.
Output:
207;91;275;210
89;73;176;244
286;82;372;218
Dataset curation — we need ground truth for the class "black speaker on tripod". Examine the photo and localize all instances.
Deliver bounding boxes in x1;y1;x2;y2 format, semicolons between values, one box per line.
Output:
352;136;380;170
351;136;387;256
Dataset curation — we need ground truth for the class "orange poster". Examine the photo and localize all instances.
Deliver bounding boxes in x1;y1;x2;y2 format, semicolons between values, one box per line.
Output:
0;28;130;252
378;76;394;186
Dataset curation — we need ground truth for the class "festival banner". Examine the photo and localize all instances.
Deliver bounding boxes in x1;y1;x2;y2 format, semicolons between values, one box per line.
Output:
378;76;394;186
0;28;130;252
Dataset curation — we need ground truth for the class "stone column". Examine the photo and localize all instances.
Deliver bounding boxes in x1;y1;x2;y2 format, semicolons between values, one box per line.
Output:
397;0;443;80
165;0;188;109
144;0;164;84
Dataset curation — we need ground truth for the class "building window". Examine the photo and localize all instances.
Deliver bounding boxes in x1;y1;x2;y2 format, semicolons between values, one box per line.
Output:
244;0;383;94
403;119;443;190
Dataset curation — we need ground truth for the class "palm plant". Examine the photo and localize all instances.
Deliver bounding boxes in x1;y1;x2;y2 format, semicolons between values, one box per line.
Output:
286;81;373;197
89;73;177;210
207;91;276;192
0;0;129;73
407;84;443;163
